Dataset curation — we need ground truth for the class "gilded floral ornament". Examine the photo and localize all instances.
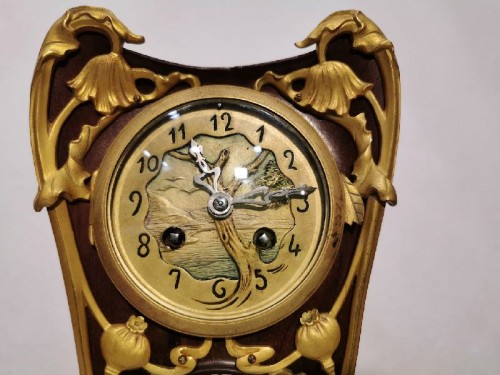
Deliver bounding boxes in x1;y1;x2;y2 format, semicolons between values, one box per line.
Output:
296;62;372;115
295;10;393;58
68;53;141;115
255;61;371;117
342;176;365;225
31;6;200;211
270;370;306;375
37;6;144;69
254;9;397;205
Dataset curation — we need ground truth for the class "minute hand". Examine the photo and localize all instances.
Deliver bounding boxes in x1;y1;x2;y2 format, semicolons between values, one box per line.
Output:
232;185;316;207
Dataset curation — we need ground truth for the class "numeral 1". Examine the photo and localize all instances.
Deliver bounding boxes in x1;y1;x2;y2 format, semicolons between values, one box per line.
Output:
256;125;265;143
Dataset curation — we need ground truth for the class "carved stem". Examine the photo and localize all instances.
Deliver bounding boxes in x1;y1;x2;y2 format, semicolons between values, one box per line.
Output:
322;358;336;375
342;50;400;375
329;114;372;156
49;97;81;143
30;62;56;185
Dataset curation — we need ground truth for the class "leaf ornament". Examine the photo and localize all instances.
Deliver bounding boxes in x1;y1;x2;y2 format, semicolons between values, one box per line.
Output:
68;53;140;115
342;175;365;225
295;10;393;56
297;61;372;116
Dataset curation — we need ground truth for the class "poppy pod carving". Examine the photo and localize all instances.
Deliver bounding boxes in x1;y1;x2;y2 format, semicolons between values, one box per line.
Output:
296;309;341;374
100;316;151;374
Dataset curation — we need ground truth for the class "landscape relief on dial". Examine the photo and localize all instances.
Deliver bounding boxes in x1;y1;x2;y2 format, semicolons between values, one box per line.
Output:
145;133;315;309
107;97;333;329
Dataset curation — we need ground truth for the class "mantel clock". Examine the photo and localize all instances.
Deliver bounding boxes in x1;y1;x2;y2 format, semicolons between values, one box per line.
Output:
30;7;400;375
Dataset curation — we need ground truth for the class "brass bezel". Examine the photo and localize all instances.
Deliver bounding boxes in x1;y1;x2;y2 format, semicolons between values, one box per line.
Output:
91;85;345;337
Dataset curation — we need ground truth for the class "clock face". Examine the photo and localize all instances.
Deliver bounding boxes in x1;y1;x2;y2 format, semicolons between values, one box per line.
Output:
92;86;344;337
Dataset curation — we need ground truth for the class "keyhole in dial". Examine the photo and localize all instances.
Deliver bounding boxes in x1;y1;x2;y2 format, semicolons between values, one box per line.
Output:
253;228;277;251
162;227;186;250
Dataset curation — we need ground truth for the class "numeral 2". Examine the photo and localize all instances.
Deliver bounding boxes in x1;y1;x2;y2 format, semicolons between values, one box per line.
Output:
283;150;298;170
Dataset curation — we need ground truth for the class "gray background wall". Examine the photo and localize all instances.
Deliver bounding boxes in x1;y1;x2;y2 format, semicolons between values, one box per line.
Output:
1;0;499;373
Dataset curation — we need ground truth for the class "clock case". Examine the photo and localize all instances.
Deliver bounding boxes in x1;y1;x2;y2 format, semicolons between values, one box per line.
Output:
30;7;400;375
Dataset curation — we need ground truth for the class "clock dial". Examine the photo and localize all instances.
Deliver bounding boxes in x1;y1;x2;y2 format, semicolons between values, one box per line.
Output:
92;86;344;337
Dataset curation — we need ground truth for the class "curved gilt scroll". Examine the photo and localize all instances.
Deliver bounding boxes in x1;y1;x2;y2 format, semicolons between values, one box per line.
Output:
30;6;200;211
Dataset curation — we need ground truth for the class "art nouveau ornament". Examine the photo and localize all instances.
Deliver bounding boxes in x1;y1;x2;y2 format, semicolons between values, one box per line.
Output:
30;7;399;374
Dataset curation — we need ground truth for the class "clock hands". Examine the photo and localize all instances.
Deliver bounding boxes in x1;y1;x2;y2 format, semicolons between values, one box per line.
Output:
189;139;316;219
232;185;316;207
189;139;221;195
189;139;234;219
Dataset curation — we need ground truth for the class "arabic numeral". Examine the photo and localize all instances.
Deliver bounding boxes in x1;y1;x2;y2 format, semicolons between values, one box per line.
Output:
129;191;142;216
284;150;298;170
210;112;233;131
169;123;186;144
137;154;160;173
297;195;310;213
221;112;233;130
169;269;181;289
137;233;151;258
256;125;265;143
212;279;227;298
288;234;301;256
255;269;268;291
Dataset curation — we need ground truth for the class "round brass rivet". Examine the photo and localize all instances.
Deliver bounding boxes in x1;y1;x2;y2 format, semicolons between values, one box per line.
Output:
178;355;188;365
248;354;256;364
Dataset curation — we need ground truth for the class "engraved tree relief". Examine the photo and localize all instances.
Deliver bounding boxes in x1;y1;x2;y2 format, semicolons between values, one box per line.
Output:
31;6;200;211
145;134;303;307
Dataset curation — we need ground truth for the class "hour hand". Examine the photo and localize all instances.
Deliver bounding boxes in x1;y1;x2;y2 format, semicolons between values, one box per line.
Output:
232;185;316;207
189;139;221;195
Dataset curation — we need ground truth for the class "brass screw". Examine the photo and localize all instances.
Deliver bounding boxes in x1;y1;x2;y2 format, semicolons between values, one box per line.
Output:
248;354;256;364
178;355;188;365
